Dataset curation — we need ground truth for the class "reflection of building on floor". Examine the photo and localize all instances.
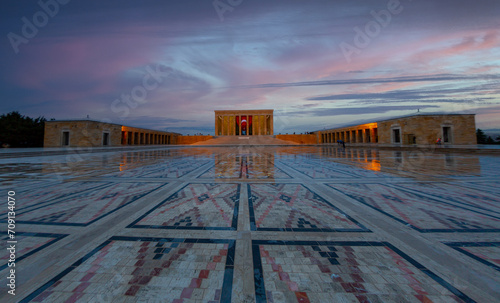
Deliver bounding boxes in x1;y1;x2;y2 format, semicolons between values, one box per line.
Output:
320;147;382;172
381;150;481;176
247;152;275;178
214;148;276;179
44;120;180;147
215;109;273;136
319;146;481;176
316;113;476;145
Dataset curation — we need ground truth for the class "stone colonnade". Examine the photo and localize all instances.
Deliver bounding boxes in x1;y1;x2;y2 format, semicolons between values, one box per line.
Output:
214;110;274;136
320;123;378;144
120;126;178;145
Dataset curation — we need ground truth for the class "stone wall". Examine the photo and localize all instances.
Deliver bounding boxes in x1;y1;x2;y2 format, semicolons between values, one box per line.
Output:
377;114;476;145
275;134;317;144
176;135;214;145
44;121;122;147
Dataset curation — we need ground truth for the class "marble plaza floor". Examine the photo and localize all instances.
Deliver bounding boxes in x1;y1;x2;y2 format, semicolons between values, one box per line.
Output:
0;145;499;303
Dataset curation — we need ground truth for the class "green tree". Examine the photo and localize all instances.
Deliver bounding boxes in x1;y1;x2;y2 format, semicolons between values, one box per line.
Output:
0;111;47;147
476;129;487;144
486;136;495;144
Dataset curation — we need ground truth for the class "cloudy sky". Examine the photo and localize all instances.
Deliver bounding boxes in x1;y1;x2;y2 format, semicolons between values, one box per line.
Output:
1;0;499;134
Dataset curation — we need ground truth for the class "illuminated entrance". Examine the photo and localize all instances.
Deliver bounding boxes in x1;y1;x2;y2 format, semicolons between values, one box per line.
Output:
215;110;273;136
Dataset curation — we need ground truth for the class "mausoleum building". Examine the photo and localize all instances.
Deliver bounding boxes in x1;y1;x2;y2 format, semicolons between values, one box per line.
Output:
214;110;273;136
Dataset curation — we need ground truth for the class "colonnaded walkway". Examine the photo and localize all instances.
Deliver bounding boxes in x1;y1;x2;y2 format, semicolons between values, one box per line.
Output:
0;145;499;302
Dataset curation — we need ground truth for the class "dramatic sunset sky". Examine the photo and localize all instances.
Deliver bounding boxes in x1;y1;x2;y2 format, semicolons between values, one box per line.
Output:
1;0;499;134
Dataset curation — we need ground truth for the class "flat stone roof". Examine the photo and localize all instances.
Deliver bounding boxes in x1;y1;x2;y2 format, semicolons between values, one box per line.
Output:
46;119;181;135
314;112;475;132
214;109;274;114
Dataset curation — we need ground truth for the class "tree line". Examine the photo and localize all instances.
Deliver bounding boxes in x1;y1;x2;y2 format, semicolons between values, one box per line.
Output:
476;129;500;145
0;111;49;147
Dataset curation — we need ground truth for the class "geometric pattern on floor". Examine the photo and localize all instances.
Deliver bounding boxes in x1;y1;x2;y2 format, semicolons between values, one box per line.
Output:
278;159;364;179
393;182;500;214
252;240;473;303
197;164;241;179
0;232;67;271
12;182;166;226
0;179;61;197
247;159;292;179
0;163;100;179
198;157;292;179
128;183;240;230
103;159;212;178
328;183;500;233
277;158;394;179
449;181;500;196
0;180;104;217
444;242;500;272
1;146;499;302
20;237;236;303
248;184;370;232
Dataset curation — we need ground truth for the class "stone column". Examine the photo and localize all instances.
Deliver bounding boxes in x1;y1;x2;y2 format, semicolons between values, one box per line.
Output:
265;115;267;135
258;115;261;135
271;114;274;135
218;116;221;135
215;117;218;136
238;115;241;136
224;115;228;136
232;115;235;136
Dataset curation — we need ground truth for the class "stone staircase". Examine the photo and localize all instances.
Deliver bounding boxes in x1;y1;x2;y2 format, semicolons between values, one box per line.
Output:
191;135;298;145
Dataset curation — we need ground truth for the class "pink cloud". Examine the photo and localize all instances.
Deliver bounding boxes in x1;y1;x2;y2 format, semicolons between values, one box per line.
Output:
11;26;171;102
407;30;500;66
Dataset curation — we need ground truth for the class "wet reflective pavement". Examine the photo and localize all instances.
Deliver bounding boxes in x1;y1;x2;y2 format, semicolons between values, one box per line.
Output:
0;146;499;302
